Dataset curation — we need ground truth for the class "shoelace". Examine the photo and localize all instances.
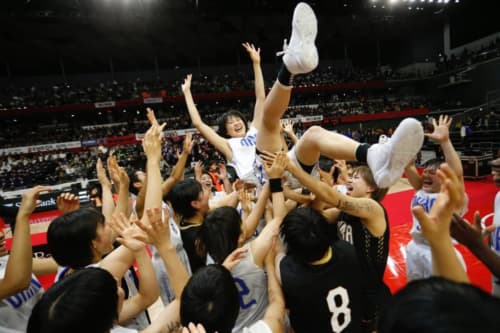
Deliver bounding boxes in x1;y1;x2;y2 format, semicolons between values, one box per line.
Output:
276;38;289;57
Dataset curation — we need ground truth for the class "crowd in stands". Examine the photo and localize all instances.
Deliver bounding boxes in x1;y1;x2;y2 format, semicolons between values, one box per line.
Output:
0;132;229;192
435;37;500;74
0;120;404;192
0;91;429;149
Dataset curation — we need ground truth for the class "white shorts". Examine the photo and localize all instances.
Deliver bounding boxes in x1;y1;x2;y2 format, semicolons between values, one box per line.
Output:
406;240;466;282
253;146;319;189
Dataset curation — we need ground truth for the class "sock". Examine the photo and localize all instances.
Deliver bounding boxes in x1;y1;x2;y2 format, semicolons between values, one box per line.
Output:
277;64;294;87
298;159;315;174
355;143;370;163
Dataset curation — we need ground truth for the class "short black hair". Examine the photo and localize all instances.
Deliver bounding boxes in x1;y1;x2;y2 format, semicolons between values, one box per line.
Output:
280;207;331;263
378;277;500;333
48;208;105;269
199;207;242;263
27;267;118;333
216;110;248;138
180;264;239;333
166;179;203;219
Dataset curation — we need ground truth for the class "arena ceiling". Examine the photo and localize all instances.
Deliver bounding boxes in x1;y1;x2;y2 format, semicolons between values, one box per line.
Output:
0;0;496;76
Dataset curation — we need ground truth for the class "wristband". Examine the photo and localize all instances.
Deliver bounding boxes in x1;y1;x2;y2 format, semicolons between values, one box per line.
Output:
269;178;283;193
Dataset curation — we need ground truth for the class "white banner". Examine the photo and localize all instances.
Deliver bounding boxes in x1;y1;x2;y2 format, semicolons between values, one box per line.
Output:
143;97;163;104
283;116;323;123
81;122;127;130
135;126;219;141
0;141;81;155
94;101;116;109
299;115;323;122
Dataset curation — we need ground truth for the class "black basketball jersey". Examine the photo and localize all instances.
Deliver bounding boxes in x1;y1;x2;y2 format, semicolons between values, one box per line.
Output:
336;202;391;325
179;220;206;273
280;240;363;333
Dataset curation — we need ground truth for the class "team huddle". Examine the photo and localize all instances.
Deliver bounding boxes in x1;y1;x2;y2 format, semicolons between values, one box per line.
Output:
2;2;500;333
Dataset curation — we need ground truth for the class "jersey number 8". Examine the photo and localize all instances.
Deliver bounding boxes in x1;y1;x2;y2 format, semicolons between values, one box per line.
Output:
326;287;351;333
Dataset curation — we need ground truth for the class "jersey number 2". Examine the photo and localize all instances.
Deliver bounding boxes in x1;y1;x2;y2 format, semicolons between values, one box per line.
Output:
326;287;351;333
234;277;257;309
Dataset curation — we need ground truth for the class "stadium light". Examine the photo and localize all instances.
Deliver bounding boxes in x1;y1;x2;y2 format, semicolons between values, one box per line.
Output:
370;0;454;5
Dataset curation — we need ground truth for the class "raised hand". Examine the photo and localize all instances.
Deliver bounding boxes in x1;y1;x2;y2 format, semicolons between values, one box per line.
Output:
134;208;171;249
242;42;261;64
181;74;192;94
18;185;52;216
109;213;146;252
194;161;203;181
216;163;227;180
281;119;295;135
182;323;206;333
222;247;248;271
146;107;160;127
56;192;80;214
238;189;253;213
451;211;495;249
182;133;194;155
96;158;112;189
261;151;288;179
426;115;452;144
107;154;121;189
143;123;166;162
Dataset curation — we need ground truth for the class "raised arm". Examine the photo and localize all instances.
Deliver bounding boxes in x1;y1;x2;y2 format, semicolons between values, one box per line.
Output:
143;123;166;214
108;155;131;217
404;159;423;190
108;213;160;324
250;153;288;268
281;119;299;145
0;186;50;299
451;211;500;278
262;247;286;333
181;74;233;160
242;43;266;129
241;183;270;241
413;163;469;283
135;208;190;300
162;133;193;196
427;115;463;179
96;158;115;223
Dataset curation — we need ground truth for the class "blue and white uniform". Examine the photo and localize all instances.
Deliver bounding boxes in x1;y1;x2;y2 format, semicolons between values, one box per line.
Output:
406;189;467;281
231;244;268;333
0;255;44;332
151;212;192;305
227;126;259;185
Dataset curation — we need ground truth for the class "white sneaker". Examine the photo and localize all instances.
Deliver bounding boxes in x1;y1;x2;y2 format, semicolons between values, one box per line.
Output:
367;118;424;188
279;2;318;75
378;134;390;144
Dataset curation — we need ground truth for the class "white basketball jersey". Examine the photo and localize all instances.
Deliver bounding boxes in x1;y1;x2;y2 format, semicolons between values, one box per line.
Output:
0;256;44;331
231;244;268;333
151;215;192;305
227;126;258;183
243;320;272;333
410;189;468;244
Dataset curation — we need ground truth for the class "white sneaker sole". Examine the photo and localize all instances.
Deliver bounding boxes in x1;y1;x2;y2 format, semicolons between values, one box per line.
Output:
284;2;318;74
373;118;424;188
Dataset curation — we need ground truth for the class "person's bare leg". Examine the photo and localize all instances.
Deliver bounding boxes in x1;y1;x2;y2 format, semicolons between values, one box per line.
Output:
256;2;318;154
295;118;425;188
256;82;292;153
294;126;360;165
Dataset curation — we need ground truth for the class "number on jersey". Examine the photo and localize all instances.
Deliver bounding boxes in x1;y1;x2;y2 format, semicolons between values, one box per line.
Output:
326;287;351;333
234;277;257;310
